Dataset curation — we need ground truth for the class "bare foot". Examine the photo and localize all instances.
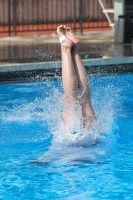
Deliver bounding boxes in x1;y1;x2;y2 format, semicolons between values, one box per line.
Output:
65;27;79;45
57;25;73;48
57;25;66;37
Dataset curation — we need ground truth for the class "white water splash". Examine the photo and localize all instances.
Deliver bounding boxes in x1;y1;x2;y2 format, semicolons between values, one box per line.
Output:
0;78;118;155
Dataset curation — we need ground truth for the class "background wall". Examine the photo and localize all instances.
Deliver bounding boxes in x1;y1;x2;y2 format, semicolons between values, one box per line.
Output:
0;0;114;36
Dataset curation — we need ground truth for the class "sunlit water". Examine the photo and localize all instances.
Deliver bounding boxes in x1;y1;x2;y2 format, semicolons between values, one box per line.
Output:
0;73;133;200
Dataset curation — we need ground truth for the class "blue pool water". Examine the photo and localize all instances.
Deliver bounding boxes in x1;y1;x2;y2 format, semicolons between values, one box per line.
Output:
0;73;133;200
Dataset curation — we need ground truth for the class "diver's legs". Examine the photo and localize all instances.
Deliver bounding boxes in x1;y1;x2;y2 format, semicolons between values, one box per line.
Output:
72;46;95;122
61;46;79;99
57;25;78;100
57;25;79;124
66;29;95;122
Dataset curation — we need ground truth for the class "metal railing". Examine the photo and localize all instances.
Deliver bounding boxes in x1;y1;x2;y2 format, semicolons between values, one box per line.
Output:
0;0;113;36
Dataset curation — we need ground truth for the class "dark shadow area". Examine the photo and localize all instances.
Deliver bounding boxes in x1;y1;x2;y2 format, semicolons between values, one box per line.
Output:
0;63;133;83
124;0;133;43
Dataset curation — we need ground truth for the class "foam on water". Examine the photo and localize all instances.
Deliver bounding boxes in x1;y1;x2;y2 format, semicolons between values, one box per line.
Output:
49;87;118;163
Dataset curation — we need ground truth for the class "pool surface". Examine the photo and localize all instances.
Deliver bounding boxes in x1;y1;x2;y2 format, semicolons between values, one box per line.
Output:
0;73;133;199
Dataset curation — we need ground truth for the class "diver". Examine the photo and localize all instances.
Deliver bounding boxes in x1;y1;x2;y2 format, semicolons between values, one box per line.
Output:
57;25;96;133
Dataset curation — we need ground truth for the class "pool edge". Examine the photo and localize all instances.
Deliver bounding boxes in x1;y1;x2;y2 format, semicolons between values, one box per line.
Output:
0;57;133;83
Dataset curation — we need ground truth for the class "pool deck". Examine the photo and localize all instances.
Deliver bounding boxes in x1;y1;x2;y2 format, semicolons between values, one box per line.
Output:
0;31;114;46
0;30;133;82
